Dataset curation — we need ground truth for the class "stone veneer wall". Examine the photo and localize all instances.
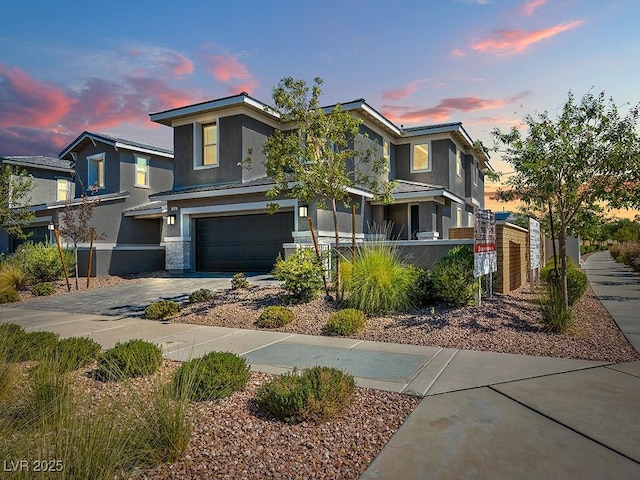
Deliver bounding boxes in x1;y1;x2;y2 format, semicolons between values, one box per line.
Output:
164;238;191;271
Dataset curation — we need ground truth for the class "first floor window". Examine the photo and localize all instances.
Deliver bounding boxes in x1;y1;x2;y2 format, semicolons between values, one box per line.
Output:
88;153;105;189
412;143;430;172
56;179;70;201
456;206;462;227
468;212;474;227
135;156;149;187
203;122;218;166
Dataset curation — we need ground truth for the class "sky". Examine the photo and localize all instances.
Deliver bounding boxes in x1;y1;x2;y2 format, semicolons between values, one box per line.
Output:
1;0;639;205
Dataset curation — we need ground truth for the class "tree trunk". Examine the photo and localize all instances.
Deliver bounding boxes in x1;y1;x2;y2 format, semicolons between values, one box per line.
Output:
548;201;559;279
74;245;79;291
331;198;340;300
559;224;569;307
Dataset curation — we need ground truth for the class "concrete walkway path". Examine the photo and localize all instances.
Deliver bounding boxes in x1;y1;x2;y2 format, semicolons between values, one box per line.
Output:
2;256;639;478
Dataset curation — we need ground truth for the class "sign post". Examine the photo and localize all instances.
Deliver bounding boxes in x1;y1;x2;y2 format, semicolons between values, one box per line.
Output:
529;218;541;292
473;208;497;306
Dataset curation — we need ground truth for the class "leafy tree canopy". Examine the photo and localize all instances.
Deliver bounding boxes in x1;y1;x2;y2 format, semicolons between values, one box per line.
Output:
0;165;35;239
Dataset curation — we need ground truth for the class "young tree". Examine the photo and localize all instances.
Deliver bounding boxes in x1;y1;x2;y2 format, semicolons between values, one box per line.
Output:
252;77;394;296
57;189;104;289
0;165;35;239
492;91;640;305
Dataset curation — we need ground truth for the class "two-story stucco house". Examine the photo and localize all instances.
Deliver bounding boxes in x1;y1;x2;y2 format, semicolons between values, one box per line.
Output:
150;92;492;273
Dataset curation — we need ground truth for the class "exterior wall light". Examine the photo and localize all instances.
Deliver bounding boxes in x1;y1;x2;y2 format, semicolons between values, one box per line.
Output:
166;215;176;225
298;205;308;217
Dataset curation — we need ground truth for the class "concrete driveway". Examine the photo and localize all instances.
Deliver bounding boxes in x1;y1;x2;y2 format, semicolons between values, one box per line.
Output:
11;273;278;318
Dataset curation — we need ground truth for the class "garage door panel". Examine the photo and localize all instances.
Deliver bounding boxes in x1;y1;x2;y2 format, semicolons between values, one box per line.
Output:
195;212;292;272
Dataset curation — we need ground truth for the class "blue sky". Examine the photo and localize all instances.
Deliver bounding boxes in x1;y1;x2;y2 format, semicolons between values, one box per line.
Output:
1;0;639;182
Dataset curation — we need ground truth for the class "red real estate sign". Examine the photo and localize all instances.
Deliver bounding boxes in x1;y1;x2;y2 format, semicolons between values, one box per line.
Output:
473;208;497;277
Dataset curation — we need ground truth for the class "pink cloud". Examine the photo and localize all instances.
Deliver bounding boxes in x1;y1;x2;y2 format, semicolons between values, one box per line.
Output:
166;53;194;77
452;49;468;57
204;55;257;94
520;0;546;16
381;79;432;102
0;64;74;128
472;20;584;55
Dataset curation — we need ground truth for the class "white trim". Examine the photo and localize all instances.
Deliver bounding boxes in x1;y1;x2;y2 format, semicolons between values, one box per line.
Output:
87;152;105;189
291;231;365;241
72;243;165;251
410;141;432;173
465;196;481;207
193;121;220;170
60;133;173;159
153;183;275;201
372;189;465;206
387;239;474;247
346;186;374;198
180;199;296;237
35;192;130;211
162;236;192;243
134;154;150;188
113;142;173;159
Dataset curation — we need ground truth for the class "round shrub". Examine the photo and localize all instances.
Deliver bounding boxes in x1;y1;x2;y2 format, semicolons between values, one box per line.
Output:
188;288;213;303
11;242;74;283
273;249;323;303
14;330;60;361
344;244;416;315
144;300;180;320
231;273;249;290
540;263;588;306
326;309;366;336
0;289;20;304
171;351;250;401
53;336;102;372
431;246;477;307
256;366;356;424
411;267;438;306
96;339;162;381
31;282;55;296
256;306;295;328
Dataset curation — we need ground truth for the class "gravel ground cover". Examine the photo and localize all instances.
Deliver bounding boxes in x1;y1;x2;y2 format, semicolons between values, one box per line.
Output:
174;284;639;364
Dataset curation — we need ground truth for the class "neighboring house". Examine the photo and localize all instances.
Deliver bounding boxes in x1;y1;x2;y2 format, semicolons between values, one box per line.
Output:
150;92;492;273
0;155;75;252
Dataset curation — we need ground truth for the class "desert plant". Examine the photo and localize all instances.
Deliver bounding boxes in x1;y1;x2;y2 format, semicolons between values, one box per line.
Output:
538;281;573;333
256;366;356;423
540;262;588;306
343;243;416;314
431;246;478;307
10;242;74;283
31;282;55;296
0;323;26;362
53;336;102;373
171;351;250;401
13;331;60;362
231;272;249;290
96;339;163;381
411;267;438;306
144;300;180;320
256;306;295;328
188;288;213;303
0;263;28;293
28;358;72;425
273;248;323;302
326;309;366;336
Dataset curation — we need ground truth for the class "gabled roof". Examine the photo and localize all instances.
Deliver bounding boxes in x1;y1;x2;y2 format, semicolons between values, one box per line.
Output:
0;156;74;173
59;131;173;160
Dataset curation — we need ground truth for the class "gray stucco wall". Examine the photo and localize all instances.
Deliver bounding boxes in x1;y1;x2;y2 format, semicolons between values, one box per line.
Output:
241;115;273;181
76;247;165;277
73;143;121;194
18;170;74;205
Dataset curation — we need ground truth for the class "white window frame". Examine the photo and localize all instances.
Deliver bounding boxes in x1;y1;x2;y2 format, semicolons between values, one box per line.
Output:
456;148;462;177
467;211;474;227
456;205;463;227
383;139;390;171
134;155;150;188
56;178;70;202
472;158;478;186
87;153;105;189
193;121;219;170
411;141;431;173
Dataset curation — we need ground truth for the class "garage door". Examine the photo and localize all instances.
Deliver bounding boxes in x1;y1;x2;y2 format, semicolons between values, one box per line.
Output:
195;212;293;272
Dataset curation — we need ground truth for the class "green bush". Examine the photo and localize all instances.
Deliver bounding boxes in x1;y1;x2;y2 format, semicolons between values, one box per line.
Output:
53;336;102;373
0;263;27;293
144;300;180;320
256;366;356;424
343;244;416;315
171;351;250;401
256;306;295;328
231;272;249;290
96;339;163;381
538;281;572;333
13;330;60;362
326;309;366;336
31;282;55;296
188;288;213;303
610;242;640;272
540;262;588;306
0;289;20;304
10;242;74;283
412;267;438;306
431;246;478;307
273;248;323;303
0;323;26;362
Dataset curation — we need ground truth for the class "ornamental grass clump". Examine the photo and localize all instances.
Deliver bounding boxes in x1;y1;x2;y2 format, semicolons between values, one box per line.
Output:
256;306;295;328
52;336;102;373
144;299;180;320
538;281;573;333
171;351;250;401
326;308;366;336
256;366;356;424
96;339;163;381
342;243;416;315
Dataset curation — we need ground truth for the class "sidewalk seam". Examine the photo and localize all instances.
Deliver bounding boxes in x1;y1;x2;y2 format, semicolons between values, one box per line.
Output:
488;385;640;466
416;349;459;396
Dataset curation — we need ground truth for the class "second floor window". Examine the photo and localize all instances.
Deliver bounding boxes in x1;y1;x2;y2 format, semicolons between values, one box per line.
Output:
202;123;218;167
88;153;105;189
56;179;70;201
412;143;430;172
135;156;149;187
456;149;462;177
